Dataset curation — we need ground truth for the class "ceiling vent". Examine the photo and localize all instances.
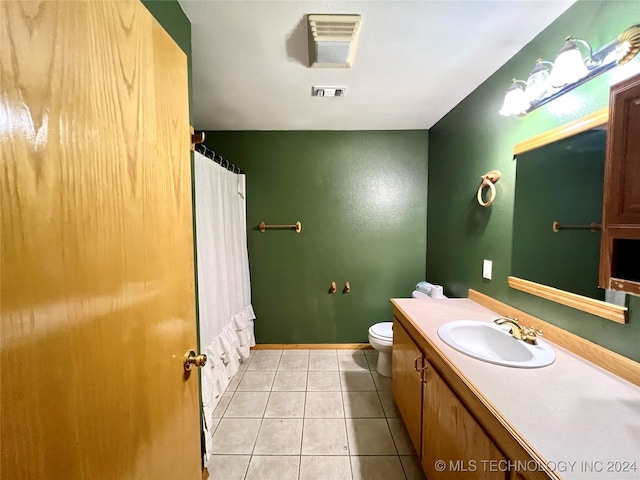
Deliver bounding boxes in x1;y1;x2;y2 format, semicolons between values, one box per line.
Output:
308;14;362;68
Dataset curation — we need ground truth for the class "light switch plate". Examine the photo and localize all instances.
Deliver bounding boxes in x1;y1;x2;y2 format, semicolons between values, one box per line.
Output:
483;259;493;280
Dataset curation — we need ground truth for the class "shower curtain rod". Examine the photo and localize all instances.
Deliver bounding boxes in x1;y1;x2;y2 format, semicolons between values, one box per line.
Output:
195;143;244;174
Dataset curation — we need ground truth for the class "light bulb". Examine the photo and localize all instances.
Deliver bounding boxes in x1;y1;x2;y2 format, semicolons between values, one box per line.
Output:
525;61;553;103
499;82;530;116
549;40;590;87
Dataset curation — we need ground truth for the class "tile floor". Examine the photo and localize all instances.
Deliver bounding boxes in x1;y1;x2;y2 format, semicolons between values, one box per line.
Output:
207;349;426;480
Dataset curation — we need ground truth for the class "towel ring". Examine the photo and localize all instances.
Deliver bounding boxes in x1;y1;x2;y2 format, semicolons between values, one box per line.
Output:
477;170;501;207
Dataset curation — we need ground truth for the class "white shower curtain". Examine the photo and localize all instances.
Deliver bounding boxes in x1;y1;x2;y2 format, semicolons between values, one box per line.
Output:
194;151;255;461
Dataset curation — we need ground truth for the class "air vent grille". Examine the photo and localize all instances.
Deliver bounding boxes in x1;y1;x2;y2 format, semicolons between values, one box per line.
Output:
308;14;362;68
309;16;361;41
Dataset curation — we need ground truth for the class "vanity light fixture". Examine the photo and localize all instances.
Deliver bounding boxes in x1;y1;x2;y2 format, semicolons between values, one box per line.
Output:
499;24;640;117
525;60;554;103
617;25;640;63
548;37;592;87
498;80;530;116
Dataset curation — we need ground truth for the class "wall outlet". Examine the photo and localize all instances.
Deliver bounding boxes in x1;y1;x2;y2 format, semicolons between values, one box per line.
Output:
483;259;493;280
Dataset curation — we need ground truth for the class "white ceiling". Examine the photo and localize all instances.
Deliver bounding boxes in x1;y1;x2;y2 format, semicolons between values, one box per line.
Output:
178;1;575;131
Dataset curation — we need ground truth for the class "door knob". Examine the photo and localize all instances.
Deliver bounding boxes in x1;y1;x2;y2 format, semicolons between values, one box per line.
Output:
184;350;207;371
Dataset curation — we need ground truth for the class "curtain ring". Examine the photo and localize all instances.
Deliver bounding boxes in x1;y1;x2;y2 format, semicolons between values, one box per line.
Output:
477;170;501;207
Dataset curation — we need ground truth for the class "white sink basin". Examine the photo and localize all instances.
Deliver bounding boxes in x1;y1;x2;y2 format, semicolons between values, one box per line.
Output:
437;320;555;368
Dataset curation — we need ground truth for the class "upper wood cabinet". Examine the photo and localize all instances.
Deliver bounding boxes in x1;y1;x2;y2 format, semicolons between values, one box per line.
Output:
599;72;640;295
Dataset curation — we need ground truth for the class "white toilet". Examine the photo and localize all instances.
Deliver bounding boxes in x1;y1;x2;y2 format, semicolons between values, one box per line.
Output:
369;287;447;378
368;322;393;377
411;290;430;298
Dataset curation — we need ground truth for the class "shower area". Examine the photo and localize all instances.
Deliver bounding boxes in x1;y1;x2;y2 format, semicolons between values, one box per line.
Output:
193;143;256;461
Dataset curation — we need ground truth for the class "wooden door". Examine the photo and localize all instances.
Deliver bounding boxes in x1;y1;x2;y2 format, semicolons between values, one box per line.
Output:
391;318;423;455
422;362;507;480
1;1;201;479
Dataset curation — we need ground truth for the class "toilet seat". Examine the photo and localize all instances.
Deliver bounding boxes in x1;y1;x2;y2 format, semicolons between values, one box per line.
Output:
412;289;447;299
368;322;393;341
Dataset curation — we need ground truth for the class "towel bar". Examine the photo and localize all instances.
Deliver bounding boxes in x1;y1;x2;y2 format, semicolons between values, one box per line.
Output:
259;221;302;233
552;221;601;232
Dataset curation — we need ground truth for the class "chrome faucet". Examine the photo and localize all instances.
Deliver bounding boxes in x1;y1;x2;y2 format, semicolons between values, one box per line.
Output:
493;317;542;345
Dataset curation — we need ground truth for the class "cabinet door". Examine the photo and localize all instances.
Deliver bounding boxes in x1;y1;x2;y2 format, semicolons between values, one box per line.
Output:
392;318;424;455
599;72;640;294
422;363;507;480
604;72;640;224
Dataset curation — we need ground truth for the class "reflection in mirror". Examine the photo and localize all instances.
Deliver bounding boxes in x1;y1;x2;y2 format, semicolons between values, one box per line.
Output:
512;126;626;307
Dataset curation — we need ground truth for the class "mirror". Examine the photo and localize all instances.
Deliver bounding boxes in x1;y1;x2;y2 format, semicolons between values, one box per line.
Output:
509;108;628;323
513;128;605;299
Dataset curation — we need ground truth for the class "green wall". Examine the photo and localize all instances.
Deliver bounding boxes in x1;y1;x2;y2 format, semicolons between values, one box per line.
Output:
204;131;428;343
427;0;640;361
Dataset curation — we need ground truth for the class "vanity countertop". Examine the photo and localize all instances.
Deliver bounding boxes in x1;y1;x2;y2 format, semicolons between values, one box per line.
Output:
391;297;640;480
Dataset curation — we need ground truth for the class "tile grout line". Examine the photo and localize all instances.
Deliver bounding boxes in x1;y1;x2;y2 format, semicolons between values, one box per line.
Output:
338;354;356;479
385;414;409;480
372;362;409;479
381;366;411;480
298;363;310;479
217;354;251;479
240;451;251;480
247;352;281;478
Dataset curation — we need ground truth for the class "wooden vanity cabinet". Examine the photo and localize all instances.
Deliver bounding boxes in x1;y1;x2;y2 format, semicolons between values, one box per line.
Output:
392;318;508;479
599;72;640;295
422;360;508;480
391;317;424;454
392;310;553;480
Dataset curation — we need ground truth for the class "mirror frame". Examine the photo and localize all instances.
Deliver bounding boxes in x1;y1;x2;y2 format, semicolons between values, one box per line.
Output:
510;107;628;324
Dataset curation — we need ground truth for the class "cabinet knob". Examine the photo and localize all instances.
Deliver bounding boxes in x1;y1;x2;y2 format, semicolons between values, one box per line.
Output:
414;356;422;373
414;356;428;380
421;363;429;384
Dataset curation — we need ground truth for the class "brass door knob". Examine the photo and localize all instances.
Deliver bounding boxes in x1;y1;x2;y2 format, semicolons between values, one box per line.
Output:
184;350;207;371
